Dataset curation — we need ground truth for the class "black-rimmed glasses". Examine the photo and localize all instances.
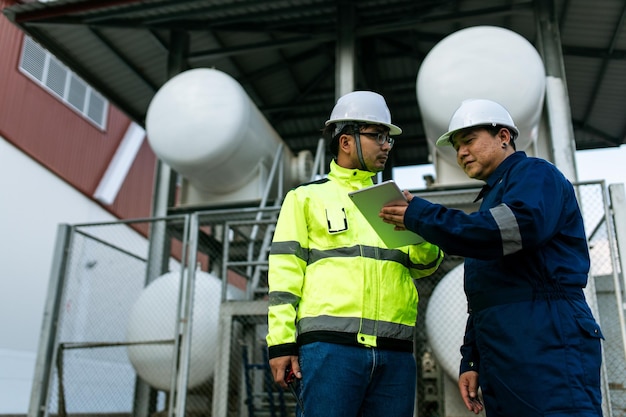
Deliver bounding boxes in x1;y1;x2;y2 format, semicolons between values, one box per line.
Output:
358;131;394;148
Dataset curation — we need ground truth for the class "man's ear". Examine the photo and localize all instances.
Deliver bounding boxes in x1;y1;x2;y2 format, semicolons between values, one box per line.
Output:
499;128;510;145
338;134;352;153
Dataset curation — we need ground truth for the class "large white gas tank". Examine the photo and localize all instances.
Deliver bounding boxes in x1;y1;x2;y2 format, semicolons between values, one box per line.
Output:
146;68;312;206
125;270;244;391
417;26;546;185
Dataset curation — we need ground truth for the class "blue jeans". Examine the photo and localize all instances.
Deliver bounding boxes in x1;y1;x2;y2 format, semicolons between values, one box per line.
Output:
296;342;416;417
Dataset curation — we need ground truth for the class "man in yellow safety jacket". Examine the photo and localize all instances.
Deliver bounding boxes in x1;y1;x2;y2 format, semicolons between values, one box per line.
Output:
266;90;444;417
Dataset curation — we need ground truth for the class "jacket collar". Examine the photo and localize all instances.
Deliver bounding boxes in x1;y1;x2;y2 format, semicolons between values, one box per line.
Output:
328;159;376;188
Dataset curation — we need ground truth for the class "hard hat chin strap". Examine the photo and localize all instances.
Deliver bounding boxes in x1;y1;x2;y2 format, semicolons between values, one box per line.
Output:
353;131;368;171
334;122;348;137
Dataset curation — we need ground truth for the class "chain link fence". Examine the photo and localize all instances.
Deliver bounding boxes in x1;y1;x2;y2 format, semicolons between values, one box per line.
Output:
30;182;624;417
579;182;626;417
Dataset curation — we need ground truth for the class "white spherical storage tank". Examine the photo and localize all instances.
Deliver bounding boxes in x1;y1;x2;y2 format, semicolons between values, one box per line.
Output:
125;270;241;391
416;26;546;171
146;68;305;196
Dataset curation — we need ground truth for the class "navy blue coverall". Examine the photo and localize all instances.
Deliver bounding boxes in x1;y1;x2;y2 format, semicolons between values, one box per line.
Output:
404;151;604;417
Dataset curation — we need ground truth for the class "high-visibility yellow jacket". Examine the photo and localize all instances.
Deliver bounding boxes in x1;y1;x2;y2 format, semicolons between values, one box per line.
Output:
266;160;444;359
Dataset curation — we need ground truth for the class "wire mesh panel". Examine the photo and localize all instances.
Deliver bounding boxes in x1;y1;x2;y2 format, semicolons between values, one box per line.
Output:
190;207;288;417
579;182;626;416
43;216;189;417
411;186;480;417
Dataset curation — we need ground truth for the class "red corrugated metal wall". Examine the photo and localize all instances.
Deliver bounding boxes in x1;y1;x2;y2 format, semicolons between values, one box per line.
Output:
0;0;156;221
109;139;158;220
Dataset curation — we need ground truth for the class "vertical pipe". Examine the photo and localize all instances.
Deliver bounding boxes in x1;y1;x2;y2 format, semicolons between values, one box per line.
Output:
534;0;578;181
138;28;190;417
335;2;356;98
173;214;195;417
609;183;626;349
28;224;72;417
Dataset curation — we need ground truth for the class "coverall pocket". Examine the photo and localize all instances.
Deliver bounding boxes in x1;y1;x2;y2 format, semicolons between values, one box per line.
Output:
573;314;604;388
574;315;604;340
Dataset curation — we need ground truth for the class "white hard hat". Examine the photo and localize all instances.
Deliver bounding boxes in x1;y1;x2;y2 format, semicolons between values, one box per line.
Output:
436;98;519;146
325;91;402;135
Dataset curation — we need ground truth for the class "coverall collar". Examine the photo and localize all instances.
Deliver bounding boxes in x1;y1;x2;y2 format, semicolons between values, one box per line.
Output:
474;151;527;202
486;151;526;187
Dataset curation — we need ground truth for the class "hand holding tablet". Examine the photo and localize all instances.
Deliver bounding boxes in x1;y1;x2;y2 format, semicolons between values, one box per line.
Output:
348;180;423;248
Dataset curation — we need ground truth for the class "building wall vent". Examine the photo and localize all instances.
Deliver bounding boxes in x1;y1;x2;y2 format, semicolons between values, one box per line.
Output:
19;36;109;130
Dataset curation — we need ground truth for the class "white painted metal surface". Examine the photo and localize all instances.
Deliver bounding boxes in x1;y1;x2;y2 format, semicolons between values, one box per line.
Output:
416;26;546;186
146;68;289;194
126;269;243;391
146;68;312;207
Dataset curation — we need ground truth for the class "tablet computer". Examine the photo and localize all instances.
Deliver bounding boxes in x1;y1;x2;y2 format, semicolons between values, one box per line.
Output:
348;180;425;248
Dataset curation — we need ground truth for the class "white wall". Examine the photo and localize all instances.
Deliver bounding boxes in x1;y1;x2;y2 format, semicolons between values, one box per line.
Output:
0;137;118;413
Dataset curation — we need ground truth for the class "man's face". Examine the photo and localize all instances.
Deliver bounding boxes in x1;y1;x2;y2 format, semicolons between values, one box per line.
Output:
350;126;393;172
451;127;507;181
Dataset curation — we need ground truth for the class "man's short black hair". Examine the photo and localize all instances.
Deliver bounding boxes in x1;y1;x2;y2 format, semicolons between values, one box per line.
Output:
323;123;389;156
455;124;517;151
485;125;517;150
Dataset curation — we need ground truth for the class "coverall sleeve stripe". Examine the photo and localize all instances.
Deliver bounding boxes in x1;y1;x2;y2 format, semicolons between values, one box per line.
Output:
489;203;522;255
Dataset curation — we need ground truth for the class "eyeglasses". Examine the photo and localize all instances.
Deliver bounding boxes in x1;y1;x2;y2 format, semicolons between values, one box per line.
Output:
358;131;394;148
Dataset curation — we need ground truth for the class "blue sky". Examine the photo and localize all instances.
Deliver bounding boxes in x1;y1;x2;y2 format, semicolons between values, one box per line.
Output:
575;145;626;186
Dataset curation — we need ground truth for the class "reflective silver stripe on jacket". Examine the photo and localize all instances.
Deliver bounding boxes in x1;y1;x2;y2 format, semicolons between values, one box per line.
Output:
297;315;414;341
268;291;299;307
489;203;522;255
270;240;309;262
270;241;440;270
